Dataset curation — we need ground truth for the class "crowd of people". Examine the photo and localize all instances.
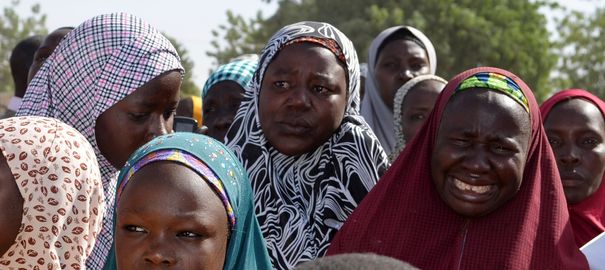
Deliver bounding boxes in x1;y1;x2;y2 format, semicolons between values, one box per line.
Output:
1;11;603;270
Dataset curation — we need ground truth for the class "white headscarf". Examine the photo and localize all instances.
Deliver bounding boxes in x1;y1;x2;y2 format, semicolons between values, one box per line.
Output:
361;26;437;155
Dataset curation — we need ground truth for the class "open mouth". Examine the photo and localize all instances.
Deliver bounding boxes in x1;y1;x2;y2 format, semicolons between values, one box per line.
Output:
447;176;497;203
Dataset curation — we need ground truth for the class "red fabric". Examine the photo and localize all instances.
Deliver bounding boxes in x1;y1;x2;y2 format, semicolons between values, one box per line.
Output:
327;67;588;269
540;89;605;247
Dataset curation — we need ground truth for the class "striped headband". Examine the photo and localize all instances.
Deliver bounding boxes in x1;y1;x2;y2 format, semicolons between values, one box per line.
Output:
117;149;236;228
285;36;347;64
456;72;529;113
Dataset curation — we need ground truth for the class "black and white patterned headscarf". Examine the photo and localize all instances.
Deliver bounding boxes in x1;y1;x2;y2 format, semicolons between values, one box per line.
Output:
16;13;183;269
225;21;389;269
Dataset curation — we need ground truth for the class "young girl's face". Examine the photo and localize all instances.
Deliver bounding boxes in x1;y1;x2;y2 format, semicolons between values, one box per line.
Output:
400;80;444;142
116;161;229;269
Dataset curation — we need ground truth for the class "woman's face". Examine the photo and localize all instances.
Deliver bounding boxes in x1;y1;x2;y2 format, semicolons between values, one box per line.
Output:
203;81;245;142
95;70;181;169
400;80;445;143
374;39;430;111
116;161;229;269
259;42;348;156
431;89;531;217
0;154;23;255
544;98;605;204
28;28;72;83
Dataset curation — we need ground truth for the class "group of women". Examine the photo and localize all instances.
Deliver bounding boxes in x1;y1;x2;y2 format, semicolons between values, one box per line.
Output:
0;11;603;270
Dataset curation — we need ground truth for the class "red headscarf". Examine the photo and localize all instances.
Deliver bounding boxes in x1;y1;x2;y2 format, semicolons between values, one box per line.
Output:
540;89;605;247
327;67;588;269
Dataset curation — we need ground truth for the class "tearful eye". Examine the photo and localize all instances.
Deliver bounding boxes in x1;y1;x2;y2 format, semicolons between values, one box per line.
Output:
451;138;470;147
492;144;512;154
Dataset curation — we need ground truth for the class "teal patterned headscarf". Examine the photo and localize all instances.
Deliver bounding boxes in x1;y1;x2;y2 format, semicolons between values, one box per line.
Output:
103;133;271;270
202;59;258;97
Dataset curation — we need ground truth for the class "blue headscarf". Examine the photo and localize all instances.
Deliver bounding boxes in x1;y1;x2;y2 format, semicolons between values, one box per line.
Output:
104;133;271;269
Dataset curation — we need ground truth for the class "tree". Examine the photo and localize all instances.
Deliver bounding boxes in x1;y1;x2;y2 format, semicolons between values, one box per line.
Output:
208;0;557;100
0;0;47;93
206;10;267;69
164;33;200;97
554;7;605;98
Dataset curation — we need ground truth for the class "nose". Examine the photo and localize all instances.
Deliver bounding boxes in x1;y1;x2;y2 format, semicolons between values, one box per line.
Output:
143;239;177;266
559;144;580;166
461;147;490;174
399;68;414;81
146;115;169;142
286;86;311;110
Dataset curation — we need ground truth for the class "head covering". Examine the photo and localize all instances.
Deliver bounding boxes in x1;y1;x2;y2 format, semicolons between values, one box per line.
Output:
0;116;104;269
202;59;258;97
224;21;389;269
391;74;446;158
16;13;184;268
295;253;419;270
360;63;368;78
103;133;272;270
540;89;605;247
361;26;437;156
191;95;203;127
328;67;588;269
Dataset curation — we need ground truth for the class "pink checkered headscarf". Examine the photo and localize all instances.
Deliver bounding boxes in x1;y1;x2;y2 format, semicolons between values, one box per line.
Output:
17;13;184;268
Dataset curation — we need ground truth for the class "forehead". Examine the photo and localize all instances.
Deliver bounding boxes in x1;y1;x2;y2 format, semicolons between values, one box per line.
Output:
546;98;605;127
402;81;443;107
123;71;181;102
441;89;530;133
379;39;427;58
120;161;213;211
205;81;245;100
269;42;344;70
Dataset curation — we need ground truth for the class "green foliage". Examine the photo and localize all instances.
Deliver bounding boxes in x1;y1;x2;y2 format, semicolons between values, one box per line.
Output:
0;0;47;93
164;33;200;97
206;10;266;68
207;0;558;100
554;8;605;98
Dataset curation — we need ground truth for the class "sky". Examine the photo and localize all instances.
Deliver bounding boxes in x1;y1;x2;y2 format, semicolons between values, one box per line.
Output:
8;0;602;89
10;0;278;88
